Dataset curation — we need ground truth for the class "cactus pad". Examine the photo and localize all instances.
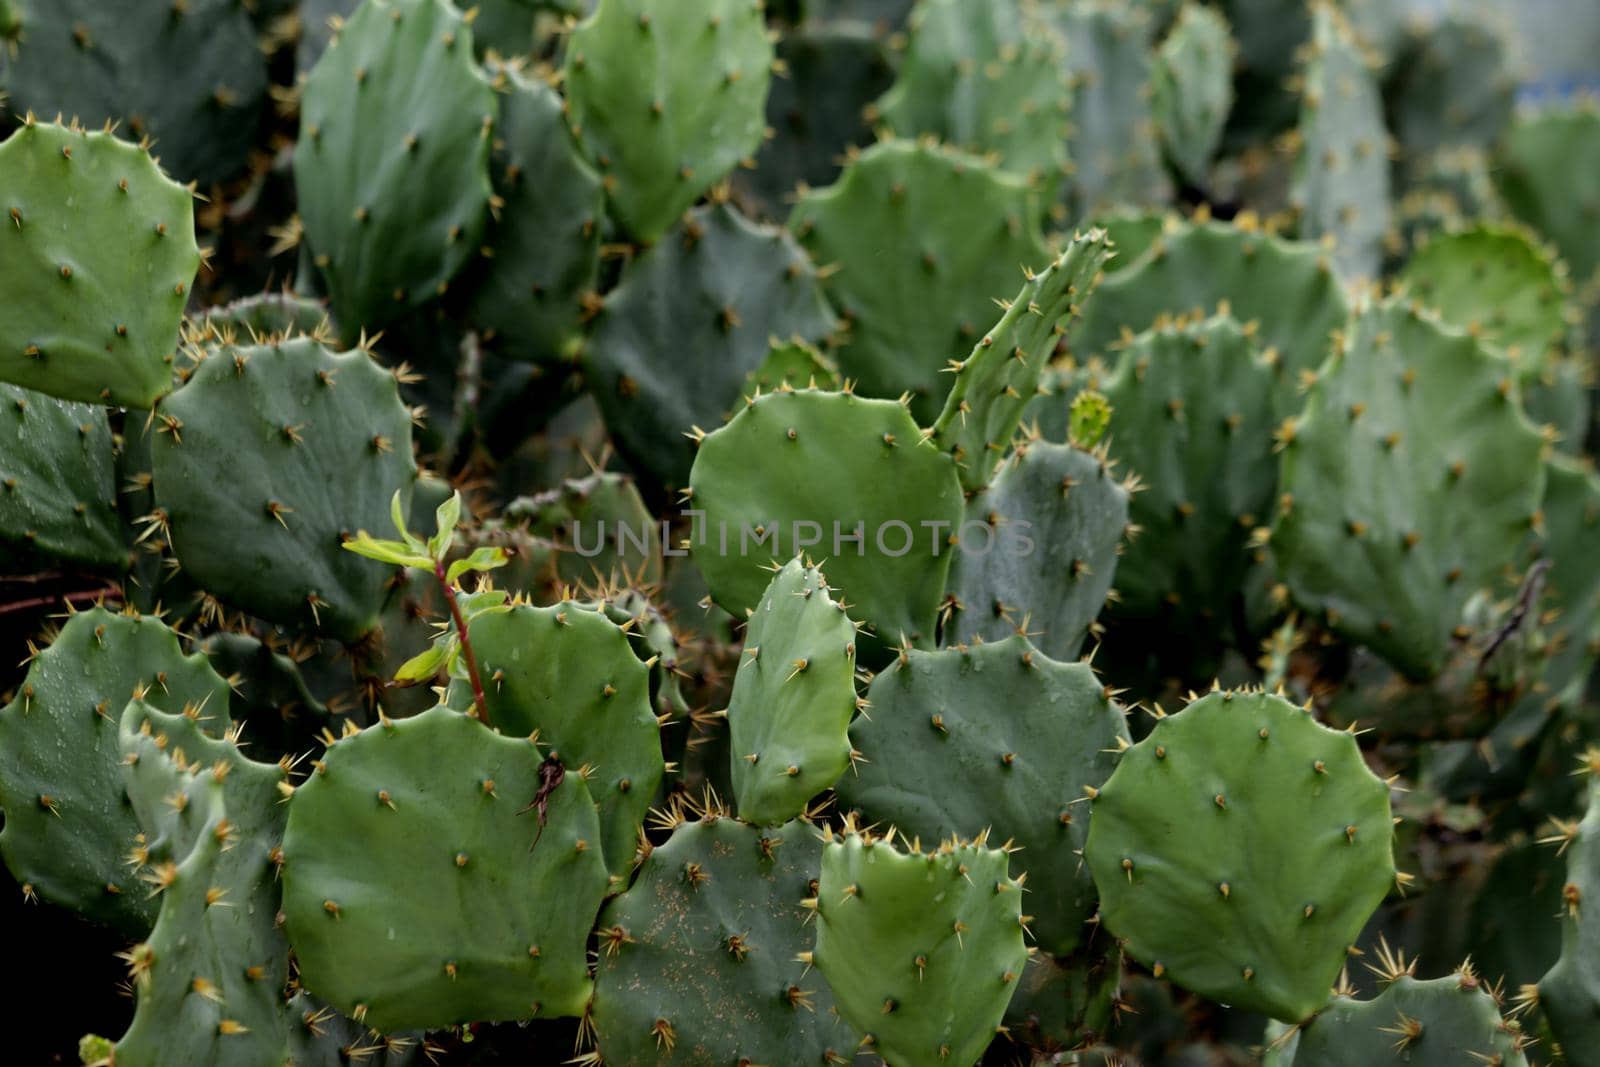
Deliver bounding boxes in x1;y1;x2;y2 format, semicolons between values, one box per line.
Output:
728;559;858;825
592;815;863;1065
467;66;604;368
0;607;231;933
295;0;495;337
152;339;418;642
0;120;198;408
839;636;1130;955
931;229;1113;492
1271;971;1530;1066
563;0;773;243
0;384;123;567
1069;219;1347;417
456;603;664;878
688;388;965;649
1084;690;1396;1022
281;707;609;1031
944;441;1130;661
874;0;1072;185
1152;3;1235;185
812;828;1030;1067
1270;299;1547;681
1538;768;1600;1056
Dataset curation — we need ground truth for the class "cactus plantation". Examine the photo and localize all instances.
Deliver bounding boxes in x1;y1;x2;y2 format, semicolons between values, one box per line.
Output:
3;0;1600;1064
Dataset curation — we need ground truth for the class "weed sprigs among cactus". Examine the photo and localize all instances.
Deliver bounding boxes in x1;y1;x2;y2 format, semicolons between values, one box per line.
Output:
0;0;1598;1064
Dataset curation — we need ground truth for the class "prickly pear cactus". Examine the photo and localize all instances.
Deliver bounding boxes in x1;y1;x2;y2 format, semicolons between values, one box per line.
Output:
1495;107;1600;283
280;707;609;1031
113;701;295;1067
839;636;1130;955
1270;299;1547;682
1269;968;1530;1066
563;0;773;243
151;339;418;642
1152;4;1235;186
874;0;1072;186
1084;690;1397;1022
1293;3;1391;281
943;440;1131;661
1069;219;1348;417
811;826;1031;1067
0;607;232;933
688;388;965;650
1100;315;1277;649
0;120;198;408
592;814;864;1065
789;140;1049;422
585;203;837;490
1389;13;1516;162
454;603;664;879
0;384;122;567
1046;0;1173;216
295;0;495;338
196;293;334;346
728;559;857;825
467;65;604;368
930;229;1113;491
1537;760;1600;1058
1398;225;1573;377
0;0;269;185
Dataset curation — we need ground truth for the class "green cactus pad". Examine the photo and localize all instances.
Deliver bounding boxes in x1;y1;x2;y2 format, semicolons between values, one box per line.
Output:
151;338;418;642
296;0;495;338
1389;13;1516;161
1293;4;1390;281
0;120;198;408
944;441;1130;661
114;701;294;1067
789;140;1050;422
563;0;773;243
1152;3;1235;185
0;0;268;185
839;636;1130;955
931;230;1113;492
1270;299;1547;681
586;203;837;490
738;22;893;215
1271;971;1530;1066
467;66;604;367
499;470;662;595
281;706;609;1031
0;607;231;933
1068;219;1347;417
812;829;1030;1067
874;0;1072;186
1495;106;1600;282
1084;690;1397;1023
0;384;123;567
1538;768;1600;1057
197;293;335;346
688;388;965;649
1099;315;1277;645
198;632;335;757
1398;225;1573;376
728;559;858;825
592;815;863;1065
454;603;664;879
745;338;841;395
1045;0;1172;216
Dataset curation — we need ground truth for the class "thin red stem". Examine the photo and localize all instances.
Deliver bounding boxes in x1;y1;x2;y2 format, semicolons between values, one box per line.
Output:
435;560;489;723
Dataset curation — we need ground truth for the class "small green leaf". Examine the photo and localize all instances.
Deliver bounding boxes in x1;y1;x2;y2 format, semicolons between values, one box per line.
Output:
394;642;449;685
429;492;463;557
342;533;433;569
445;546;509;585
